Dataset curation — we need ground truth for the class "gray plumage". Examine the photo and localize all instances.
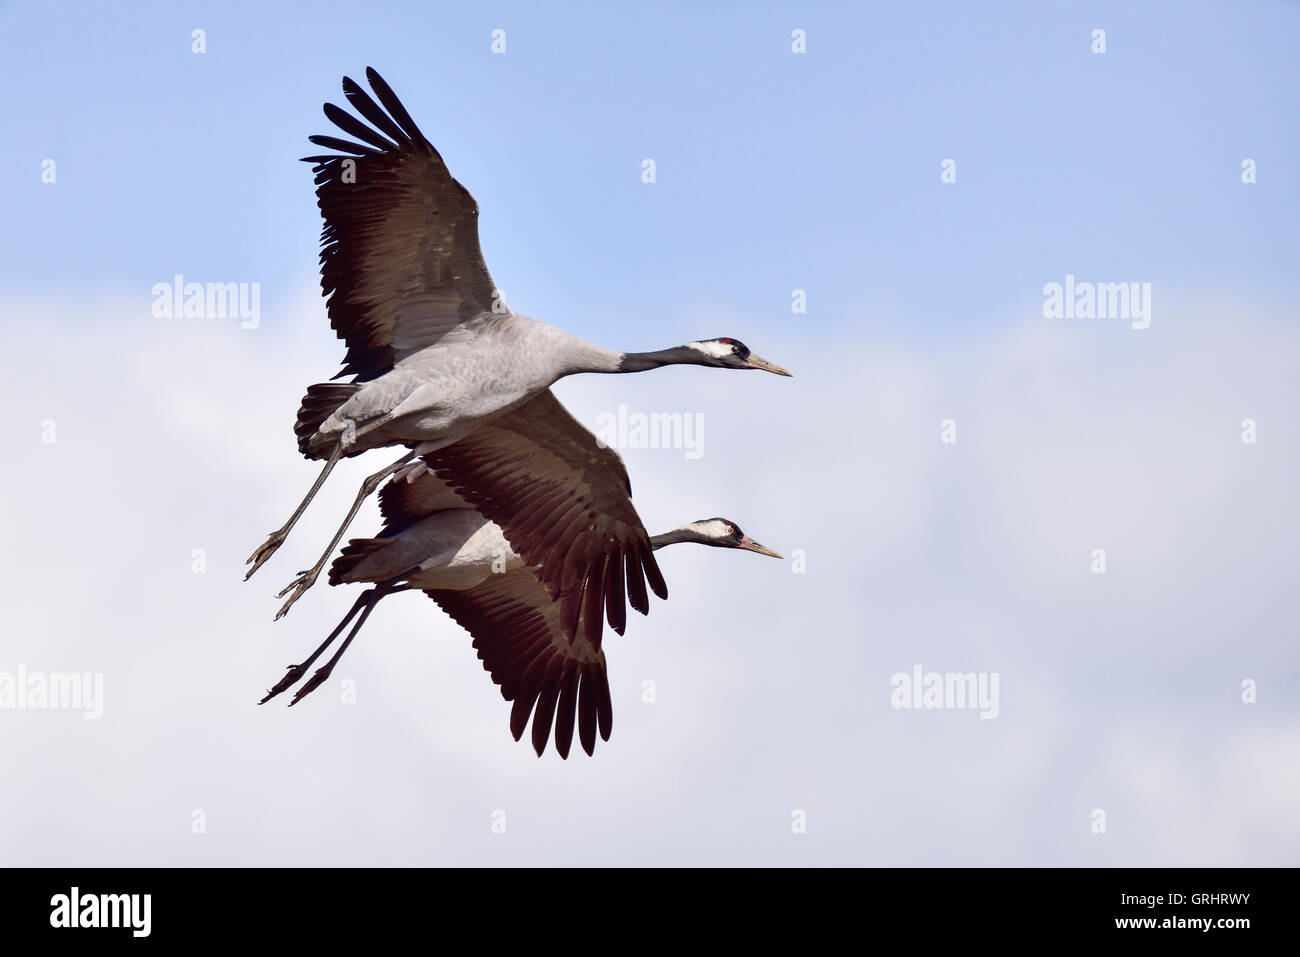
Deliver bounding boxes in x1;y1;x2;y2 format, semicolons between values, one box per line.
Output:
246;67;791;632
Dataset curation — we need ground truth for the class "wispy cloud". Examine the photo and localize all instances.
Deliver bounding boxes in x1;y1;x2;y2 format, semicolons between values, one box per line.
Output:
1;293;1294;865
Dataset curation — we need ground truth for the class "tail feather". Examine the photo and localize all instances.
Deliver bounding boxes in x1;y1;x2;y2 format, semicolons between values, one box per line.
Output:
295;383;360;458
328;538;390;586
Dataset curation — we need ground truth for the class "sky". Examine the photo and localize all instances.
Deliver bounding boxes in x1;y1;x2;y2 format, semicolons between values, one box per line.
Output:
0;0;1297;866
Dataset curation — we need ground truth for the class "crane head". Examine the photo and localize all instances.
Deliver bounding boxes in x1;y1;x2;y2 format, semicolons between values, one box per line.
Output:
683;518;783;558
685;338;792;376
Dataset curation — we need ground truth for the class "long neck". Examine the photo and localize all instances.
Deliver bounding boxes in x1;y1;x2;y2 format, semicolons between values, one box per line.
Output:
649;528;699;550
615;346;706;373
551;338;624;376
523;318;706;378
561;344;705;376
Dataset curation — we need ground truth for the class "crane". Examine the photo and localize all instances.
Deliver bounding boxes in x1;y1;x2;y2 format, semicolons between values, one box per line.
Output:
260;462;781;757
246;68;790;626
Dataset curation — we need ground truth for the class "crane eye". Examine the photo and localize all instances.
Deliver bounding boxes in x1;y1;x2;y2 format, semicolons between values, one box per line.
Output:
725;525;735;535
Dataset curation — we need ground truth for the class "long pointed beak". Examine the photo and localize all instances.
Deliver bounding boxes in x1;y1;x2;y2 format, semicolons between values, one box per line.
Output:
744;352;792;377
738;536;783;559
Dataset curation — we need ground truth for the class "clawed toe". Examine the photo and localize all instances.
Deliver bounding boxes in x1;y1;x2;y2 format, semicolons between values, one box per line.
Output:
289;667;332;706
259;662;310;704
276;586;309;620
276;573;312;600
245;531;287;580
274;564;323;619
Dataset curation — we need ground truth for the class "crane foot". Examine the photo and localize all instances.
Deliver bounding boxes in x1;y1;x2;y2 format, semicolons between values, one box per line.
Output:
245;529;287;580
259;662;311;704
288;665;334;706
274;567;322;619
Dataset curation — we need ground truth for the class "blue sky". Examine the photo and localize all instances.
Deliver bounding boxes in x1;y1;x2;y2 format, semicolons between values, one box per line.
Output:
1;1;1298;866
5;0;1297;347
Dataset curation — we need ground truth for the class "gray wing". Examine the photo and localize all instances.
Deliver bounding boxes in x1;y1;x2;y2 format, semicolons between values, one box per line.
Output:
427;571;613;759
421;389;668;649
302;67;501;382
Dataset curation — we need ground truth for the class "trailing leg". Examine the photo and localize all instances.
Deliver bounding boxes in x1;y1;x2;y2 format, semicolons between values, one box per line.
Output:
273;449;417;618
259;587;376;704
245;445;342;579
283;578;412;706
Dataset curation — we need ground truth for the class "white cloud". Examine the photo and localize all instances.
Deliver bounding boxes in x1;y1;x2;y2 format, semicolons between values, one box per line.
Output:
0;292;1295;864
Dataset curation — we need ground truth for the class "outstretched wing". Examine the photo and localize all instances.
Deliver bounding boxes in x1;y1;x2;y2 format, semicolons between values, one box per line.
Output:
427;571;613;759
302;67;501;382
422;389;668;649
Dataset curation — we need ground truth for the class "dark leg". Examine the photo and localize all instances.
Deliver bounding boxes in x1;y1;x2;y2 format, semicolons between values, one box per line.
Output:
287;580;413;706
259;588;376;704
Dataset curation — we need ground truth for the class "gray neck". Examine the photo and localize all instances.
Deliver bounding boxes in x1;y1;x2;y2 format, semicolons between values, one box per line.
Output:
554;338;625;376
650;528;704;550
615;346;709;373
521;319;709;379
559;343;709;376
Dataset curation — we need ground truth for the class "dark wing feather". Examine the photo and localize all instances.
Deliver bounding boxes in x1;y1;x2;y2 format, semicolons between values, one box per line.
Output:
375;463;471;537
306;133;375;156
427;569;612;758
553;664;581;760
342;75;411;145
422;389;668;649
302;68;500;382
322;102;397;151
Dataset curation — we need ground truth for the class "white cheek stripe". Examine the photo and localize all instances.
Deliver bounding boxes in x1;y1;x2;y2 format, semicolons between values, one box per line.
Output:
683;519;731;539
687;340;734;359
